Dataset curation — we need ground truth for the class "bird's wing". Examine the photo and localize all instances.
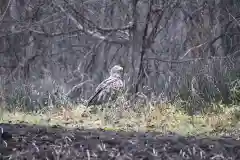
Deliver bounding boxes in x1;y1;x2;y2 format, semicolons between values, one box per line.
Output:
86;77;120;106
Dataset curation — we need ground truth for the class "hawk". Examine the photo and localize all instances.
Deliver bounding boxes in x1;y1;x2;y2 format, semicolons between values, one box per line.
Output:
86;65;124;106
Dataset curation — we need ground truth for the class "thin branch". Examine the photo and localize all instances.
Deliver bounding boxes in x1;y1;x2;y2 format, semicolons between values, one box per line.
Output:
97;22;134;32
65;1;134;32
226;8;240;27
146;54;234;64
28;28;81;37
0;0;12;26
146;57;204;63
180;42;208;59
52;1;129;45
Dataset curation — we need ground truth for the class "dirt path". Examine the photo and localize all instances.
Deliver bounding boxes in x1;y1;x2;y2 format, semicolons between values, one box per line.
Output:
0;123;240;160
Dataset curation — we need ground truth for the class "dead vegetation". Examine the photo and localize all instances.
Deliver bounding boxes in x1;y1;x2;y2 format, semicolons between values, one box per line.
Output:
0;103;240;159
1;122;240;160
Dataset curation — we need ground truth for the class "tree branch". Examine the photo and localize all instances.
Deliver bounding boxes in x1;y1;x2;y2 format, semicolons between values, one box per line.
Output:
146;55;234;64
52;1;129;45
0;0;12;26
65;1;134;32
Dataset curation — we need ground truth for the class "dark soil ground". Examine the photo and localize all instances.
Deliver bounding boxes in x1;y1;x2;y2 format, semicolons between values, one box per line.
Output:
1;123;240;160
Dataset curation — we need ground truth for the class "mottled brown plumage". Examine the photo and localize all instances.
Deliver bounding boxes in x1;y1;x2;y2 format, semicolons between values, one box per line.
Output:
86;65;124;106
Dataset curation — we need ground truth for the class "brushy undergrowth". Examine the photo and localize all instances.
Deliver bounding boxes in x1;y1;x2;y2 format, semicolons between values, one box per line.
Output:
1;102;240;137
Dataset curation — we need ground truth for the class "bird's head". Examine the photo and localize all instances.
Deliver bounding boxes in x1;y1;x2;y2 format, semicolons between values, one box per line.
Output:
110;65;123;78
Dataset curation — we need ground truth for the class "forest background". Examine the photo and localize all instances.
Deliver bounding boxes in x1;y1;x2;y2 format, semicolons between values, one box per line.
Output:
0;0;240;134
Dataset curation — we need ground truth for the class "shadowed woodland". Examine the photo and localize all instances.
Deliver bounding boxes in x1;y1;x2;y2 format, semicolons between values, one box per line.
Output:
0;0;240;159
0;0;239;109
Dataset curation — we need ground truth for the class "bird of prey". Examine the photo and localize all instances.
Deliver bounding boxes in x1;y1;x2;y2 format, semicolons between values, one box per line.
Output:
86;65;124;106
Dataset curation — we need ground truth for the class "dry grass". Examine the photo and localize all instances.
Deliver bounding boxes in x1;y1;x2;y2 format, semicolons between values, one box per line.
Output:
1;102;240;136
1;103;240;159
